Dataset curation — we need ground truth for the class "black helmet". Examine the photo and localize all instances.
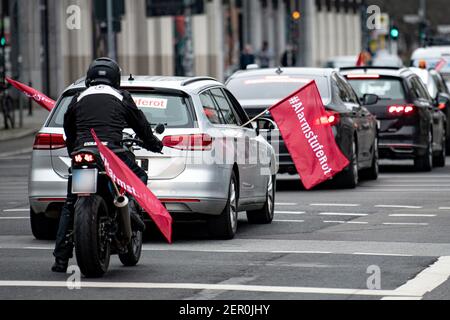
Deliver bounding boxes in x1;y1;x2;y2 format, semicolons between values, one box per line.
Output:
85;57;121;89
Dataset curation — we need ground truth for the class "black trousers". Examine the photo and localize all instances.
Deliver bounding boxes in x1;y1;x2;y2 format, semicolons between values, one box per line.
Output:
53;152;148;261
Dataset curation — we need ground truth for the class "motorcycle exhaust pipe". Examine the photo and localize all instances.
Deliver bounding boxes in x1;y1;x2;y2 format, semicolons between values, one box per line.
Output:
114;195;132;243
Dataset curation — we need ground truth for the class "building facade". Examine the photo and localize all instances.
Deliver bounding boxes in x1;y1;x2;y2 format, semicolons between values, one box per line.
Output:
6;0;364;99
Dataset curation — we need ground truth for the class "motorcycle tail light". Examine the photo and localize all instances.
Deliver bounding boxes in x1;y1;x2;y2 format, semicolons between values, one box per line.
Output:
73;153;96;164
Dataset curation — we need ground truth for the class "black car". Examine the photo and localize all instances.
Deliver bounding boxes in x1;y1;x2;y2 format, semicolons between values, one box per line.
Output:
226;67;379;188
341;66;446;171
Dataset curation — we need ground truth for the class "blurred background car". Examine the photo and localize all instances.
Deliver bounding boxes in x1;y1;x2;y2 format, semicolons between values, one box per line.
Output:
341;66;446;171
28;76;278;241
410;67;450;152
324;56;359;69
372;51;404;68
411;46;450;89
226;67;379;189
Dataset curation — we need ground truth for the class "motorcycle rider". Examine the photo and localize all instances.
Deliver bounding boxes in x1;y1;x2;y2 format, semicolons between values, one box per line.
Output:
52;57;163;272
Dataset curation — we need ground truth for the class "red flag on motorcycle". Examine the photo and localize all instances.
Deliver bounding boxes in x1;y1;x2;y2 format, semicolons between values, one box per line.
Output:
6;77;55;111
91;129;173;243
269;81;349;189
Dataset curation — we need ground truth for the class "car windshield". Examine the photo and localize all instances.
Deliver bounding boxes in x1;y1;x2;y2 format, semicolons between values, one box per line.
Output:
348;78;406;100
227;75;331;103
47;91;195;128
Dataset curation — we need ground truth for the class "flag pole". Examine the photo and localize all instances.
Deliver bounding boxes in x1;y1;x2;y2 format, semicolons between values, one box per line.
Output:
240;107;270;127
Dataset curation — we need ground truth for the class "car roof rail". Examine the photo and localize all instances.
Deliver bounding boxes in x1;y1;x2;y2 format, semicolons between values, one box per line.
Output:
339;66;401;71
181;77;218;86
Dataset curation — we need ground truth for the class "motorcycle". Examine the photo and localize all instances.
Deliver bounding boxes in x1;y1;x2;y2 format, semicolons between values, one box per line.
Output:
70;125;165;278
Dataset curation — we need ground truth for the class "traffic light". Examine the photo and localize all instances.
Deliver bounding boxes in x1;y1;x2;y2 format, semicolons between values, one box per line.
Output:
0;34;6;47
390;26;399;40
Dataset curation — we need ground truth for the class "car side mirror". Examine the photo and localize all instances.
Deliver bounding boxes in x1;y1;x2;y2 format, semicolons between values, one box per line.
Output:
155;123;165;135
252;118;277;133
362;94;379;106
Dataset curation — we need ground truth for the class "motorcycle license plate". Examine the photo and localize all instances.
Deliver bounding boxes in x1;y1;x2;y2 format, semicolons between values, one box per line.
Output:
72;169;98;194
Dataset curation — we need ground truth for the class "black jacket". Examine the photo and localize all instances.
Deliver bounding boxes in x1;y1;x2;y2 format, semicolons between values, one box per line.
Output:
63;84;163;155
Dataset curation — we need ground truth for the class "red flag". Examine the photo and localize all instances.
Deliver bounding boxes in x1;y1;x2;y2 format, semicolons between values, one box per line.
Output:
435;58;447;72
356;52;365;67
6;77;55;111
91;129;173;243
269;81;350;189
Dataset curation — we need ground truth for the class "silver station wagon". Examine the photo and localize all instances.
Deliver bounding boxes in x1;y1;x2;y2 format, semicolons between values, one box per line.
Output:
29;76;278;240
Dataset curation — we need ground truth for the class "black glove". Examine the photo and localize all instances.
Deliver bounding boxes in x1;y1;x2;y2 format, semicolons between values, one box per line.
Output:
144;137;164;154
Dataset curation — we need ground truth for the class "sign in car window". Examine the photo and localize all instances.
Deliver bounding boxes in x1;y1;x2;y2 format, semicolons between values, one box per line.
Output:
133;97;168;109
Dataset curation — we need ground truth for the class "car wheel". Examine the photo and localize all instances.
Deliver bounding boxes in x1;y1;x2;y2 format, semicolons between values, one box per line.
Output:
207;172;238;240
361;137;379;180
415;130;433;172
334;138;358;189
434;134;446;168
30;207;58;240
247;174;276;224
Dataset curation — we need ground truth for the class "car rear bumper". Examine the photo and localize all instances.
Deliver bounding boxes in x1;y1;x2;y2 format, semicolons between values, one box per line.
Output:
29;164;231;218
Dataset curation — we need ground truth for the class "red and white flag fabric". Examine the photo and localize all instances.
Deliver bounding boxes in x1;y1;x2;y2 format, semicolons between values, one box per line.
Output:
6;77;55;111
91;129;173;243
269;81;350;189
435;58;448;72
356;52;365;67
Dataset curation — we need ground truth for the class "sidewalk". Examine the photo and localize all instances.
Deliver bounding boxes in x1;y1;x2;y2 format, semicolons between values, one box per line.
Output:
0;106;50;142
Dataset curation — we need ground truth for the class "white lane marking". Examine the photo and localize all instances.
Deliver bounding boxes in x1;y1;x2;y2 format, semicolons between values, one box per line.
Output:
382;296;422;300
353;252;413;257
375;205;423;209
319;212;368;217
275;211;305;215
439;207;450;210
0;280;420;297
2;209;29;212
273;220;304;223
310;203;360;207
389;214;436;218
275;203;298;206
382;222;429;226
384;256;450;299
23;246;53;250
380;185;450;187
0;217;28;220
323;220;369;224
271;251;333;254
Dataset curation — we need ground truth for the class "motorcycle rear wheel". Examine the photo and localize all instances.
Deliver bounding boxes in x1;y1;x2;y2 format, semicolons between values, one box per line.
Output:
74;195;111;278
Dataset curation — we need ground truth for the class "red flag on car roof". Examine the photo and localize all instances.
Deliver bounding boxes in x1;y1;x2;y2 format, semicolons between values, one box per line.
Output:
6;77;56;111
435;58;448;72
91;129;173;243
356;52;365;67
269;81;349;189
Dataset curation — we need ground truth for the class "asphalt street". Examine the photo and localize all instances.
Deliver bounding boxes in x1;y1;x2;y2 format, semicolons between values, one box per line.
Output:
1;136;450;300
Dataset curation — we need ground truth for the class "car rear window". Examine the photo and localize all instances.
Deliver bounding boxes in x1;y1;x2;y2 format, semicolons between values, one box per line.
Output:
226;75;331;103
347;78;406;100
47;91;195;128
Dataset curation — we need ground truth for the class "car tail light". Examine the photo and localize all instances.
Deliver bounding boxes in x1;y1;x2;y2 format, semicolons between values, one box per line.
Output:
388;104;415;116
162;134;213;151
439;102;446;110
318;111;340;126
33;133;66;150
73;153;96;164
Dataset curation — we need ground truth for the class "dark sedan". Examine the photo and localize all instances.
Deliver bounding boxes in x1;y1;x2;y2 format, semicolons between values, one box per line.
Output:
341;66;446;171
226;67;379;188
